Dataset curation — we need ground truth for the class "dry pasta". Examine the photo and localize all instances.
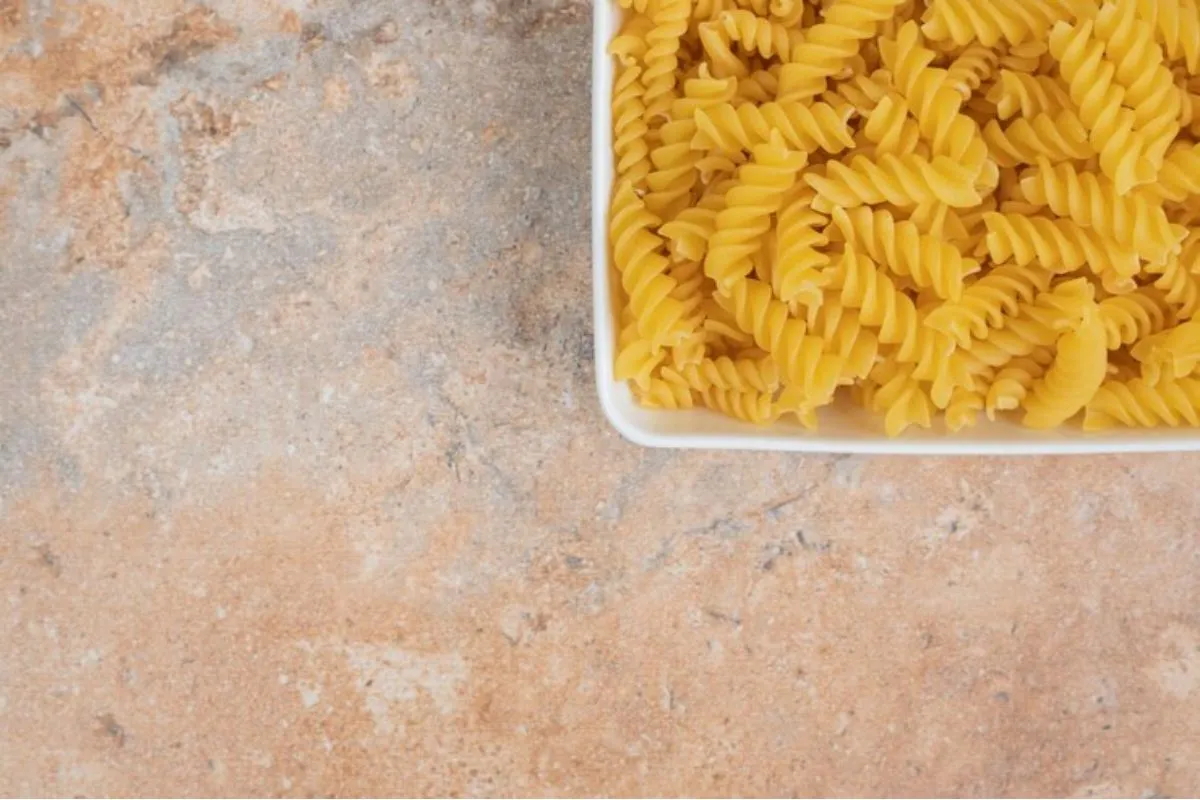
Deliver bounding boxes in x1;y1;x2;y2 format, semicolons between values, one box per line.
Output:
608;0;1200;435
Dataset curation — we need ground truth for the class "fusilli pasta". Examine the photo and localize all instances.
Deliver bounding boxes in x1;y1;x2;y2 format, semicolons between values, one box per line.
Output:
608;0;1200;435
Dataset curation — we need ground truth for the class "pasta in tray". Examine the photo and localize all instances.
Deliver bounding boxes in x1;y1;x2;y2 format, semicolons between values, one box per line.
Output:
607;0;1200;436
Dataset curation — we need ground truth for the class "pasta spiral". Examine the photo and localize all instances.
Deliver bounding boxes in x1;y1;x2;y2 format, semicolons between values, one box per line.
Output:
947;44;1000;98
672;64;739;119
829;206;977;299
691;101;858;155
985;348;1054;418
1132;320;1200;382
1097;289;1175;349
663;354;782;392
1129;0;1200;75
611;180;697;349
1049;18;1157;192
921;0;1085;48
922;262;1055;346
615;309;667;389
823;69;894;115
1093;0;1181;161
982;111;1094;167
883;23;990;174
644;120;701;219
699;386;778;423
1145;254;1200;320
644;0;691;122
1019;160;1184;263
659;178;734;262
774;190;832;305
699;10;805;75
806;295;881;382
1083;376;1200;430
981;212;1141;279
777;0;909;103
860;94;923;157
1022;303;1109;428
1149;142;1200;203
945;387;986;431
987;70;1076;120
720;278;843;405
861;360;934;436
829;248;956;366
612;60;653;187
705;132;807;291
636;378;697;409
804;152;982;211
609;0;1200;435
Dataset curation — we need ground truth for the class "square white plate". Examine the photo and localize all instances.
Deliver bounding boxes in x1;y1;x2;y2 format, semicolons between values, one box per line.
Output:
590;0;1200;454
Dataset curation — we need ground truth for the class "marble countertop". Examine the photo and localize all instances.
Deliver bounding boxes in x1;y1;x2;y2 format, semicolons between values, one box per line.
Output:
3;1;1200;795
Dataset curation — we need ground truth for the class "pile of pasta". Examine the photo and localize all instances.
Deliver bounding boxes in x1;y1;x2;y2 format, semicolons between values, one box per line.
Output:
607;0;1200;436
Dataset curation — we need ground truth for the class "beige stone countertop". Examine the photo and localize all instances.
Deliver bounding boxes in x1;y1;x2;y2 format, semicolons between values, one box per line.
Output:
2;1;1200;796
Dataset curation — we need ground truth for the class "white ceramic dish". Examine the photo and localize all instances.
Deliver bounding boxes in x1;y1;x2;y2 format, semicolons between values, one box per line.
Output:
590;1;1200;454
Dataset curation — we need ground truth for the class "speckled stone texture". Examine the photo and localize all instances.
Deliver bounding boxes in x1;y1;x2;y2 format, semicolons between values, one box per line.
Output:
2;1;1200;796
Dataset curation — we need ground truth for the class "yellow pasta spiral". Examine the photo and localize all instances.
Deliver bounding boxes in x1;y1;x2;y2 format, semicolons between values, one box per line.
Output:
981;212;1141;279
982;111;1094;166
861;360;934;436
997;41;1051;74
699;10;805;74
704;132;807;291
987;70;1076;120
922;262;1055;346
663;354;782;392
829;248;957;367
643;120;701;219
636;377;697;409
944;387;985;430
823;69;895;115
719;278;843;405
829;206;977;299
806;295;881;382
860;94;923;157
1133;320;1200;382
672;64;739;119
1149;142;1200;203
1130;0;1200;75
691;101;858;155
1145;254;1200;320
777;0;909;103
615;308;667;389
1097;289;1175;349
985;348;1054;418
1083;376;1200;430
774;190;832;305
611;180;696;349
946;44;1000;98
805;152;982;211
693;0;770;20
644;0;692;121
921;0;1084;48
1093;0;1180;161
1050;18;1159;192
700;386;777;423
1022;302;1109;428
612;61;653;187
735;69;781;105
1020;160;1184;263
883;23;990;175
659;178;734;262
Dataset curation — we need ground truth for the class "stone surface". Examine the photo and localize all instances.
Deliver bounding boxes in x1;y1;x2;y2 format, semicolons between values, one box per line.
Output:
2;1;1200;796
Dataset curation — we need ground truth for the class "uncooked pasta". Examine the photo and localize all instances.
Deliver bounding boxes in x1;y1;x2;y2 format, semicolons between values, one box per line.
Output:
608;0;1200;435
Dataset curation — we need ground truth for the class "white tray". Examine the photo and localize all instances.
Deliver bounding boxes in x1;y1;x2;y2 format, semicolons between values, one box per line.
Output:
590;0;1200;454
